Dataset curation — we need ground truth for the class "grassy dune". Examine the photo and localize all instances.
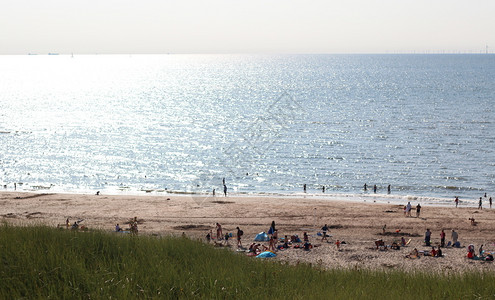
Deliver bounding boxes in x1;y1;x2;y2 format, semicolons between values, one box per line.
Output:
1;224;494;299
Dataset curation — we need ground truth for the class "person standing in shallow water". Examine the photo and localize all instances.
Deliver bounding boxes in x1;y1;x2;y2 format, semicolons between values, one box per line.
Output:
490;197;492;209
303;184;307;193
364;183;367;191
387;184;391;194
223;184;227;197
373;185;377;193
478;197;482;210
455;196;459;208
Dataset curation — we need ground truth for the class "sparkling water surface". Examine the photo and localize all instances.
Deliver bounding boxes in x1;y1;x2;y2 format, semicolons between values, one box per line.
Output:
1;54;494;205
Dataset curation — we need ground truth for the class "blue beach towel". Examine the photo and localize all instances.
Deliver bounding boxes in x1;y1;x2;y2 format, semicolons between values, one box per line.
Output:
256;251;277;258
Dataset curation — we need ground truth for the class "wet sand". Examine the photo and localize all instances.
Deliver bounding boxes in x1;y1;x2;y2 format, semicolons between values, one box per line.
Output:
1;191;494;273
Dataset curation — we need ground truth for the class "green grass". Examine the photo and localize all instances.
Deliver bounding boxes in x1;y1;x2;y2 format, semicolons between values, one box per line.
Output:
1;224;494;299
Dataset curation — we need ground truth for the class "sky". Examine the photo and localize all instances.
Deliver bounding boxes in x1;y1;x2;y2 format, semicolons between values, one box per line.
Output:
1;0;494;54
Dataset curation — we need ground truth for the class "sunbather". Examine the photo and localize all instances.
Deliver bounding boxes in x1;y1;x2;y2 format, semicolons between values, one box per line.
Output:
405;248;420;258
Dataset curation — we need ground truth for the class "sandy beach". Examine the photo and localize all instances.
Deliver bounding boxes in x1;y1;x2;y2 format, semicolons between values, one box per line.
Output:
1;191;494;273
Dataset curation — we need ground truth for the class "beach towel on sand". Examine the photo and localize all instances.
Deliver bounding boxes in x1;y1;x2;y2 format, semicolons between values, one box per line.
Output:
256;251;276;258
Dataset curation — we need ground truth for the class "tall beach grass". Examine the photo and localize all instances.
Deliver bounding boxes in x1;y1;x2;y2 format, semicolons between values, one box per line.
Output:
1;224;494;299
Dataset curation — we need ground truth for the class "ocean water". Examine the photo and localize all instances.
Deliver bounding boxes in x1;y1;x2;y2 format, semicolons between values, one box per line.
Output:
0;54;494;205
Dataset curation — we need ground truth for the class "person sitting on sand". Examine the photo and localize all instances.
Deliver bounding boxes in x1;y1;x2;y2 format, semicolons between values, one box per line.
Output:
303;232;309;242
291;234;301;243
391;242;400;250
467;244;475;259
375;239;385;250
303;241;313;251
115;224;122;232
479;244;484;257
335;239;341;250
206;231;211;243
401;237;406;246
430;246;437;257
224;233;230;245
249;243;259;254
436;246;443;257
71;222;79;230
405;248;420;258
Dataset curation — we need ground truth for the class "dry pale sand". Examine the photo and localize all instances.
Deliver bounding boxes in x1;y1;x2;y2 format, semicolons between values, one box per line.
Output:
1;191;494;274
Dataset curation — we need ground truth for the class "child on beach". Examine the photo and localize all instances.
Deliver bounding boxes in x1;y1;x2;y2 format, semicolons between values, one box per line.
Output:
335;239;341;250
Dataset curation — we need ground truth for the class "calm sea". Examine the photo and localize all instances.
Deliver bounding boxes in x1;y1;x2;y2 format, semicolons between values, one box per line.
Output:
1;54;494;206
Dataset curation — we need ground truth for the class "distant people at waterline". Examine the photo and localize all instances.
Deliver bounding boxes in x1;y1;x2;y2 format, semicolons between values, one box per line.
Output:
478;197;483;210
303;184;307;193
454;196;459;208
373;185;377;193
387;184;391;194
364;183;367;191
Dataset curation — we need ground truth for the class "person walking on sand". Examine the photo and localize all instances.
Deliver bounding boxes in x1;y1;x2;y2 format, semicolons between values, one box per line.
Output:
490;197;492;209
478;197;483;210
416;203;422;218
223;184;227;197
406;202;412;217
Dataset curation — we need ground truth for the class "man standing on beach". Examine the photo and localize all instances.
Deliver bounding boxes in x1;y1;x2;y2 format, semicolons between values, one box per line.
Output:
455;196;459;208
490;197;492;209
451;229;458;245
223;184;227;197
373;185;377;193
406;202;412;217
425;229;431;246
416;203;421;218
321;224;329;242
440;229;446;247
478;197;482;210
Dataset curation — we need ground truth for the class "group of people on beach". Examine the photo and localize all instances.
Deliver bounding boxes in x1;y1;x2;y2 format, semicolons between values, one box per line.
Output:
403;202;421;217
